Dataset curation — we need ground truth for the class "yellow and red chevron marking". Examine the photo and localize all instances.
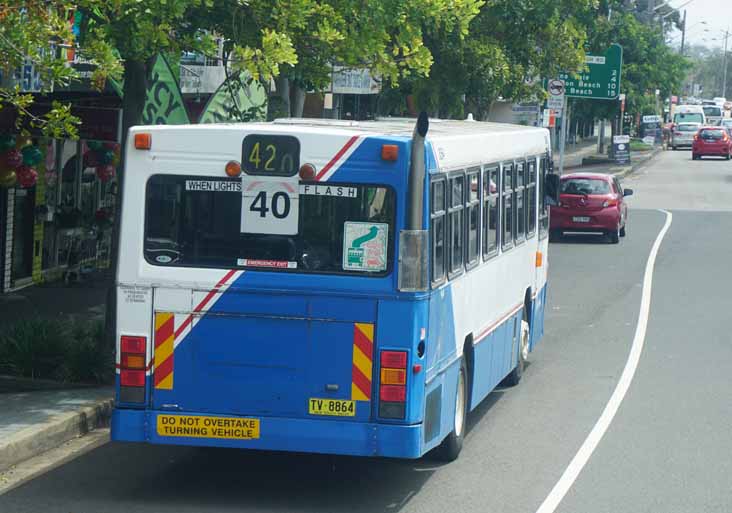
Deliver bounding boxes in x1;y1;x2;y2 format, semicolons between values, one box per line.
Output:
351;323;374;401
154;312;175;390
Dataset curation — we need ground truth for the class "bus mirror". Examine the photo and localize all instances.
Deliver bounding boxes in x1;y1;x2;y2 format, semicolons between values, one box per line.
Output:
398;230;428;292
545;174;560;204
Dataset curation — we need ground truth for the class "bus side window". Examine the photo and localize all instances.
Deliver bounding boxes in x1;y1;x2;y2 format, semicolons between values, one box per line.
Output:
430;177;447;285
448;173;465;278
539;156;550;238
516;160;526;242
527;158;537;237
482;165;499;259
466;169;480;269
502;162;514;250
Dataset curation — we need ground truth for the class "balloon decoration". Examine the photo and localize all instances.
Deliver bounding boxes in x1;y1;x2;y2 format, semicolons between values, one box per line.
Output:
0;135;40;188
16;165;38;188
0;135;16;152
21;145;43;167
83;141;120;183
95;164;116;182
5;149;23;168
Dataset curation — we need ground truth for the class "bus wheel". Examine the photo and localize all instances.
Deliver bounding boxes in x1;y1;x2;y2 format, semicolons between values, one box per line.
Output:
435;359;468;462
505;313;530;387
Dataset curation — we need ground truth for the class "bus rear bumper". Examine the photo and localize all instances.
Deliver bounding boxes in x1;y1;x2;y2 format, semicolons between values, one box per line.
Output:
111;408;423;458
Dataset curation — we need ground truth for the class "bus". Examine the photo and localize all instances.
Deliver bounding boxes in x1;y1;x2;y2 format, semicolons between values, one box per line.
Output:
111;115;559;460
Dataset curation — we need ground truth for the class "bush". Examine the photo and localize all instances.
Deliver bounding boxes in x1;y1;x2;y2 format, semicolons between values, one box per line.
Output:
0;318;114;384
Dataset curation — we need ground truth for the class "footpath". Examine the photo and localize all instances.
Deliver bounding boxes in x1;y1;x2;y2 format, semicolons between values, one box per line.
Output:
0;274;113;488
560;137;662;178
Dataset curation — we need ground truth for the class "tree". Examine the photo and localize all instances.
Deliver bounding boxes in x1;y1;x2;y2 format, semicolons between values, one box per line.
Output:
379;0;595;120
197;0;483;117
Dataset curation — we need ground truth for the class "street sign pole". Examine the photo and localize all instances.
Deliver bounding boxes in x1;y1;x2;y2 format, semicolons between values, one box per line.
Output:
559;95;567;175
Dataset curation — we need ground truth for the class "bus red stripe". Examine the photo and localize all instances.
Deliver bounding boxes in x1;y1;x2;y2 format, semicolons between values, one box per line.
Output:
155;316;174;348
315;136;358;181
353;326;373;359
352;364;372;400
174;269;237;339
154;356;174;386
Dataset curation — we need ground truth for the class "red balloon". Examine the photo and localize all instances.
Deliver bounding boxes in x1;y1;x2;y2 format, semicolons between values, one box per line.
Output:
83;150;99;168
95;164;115;182
16;165;38;188
4;149;23;169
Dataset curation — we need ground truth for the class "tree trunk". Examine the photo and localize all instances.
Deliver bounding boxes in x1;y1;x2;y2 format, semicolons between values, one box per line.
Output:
104;58;151;350
275;75;292;117
291;84;306;118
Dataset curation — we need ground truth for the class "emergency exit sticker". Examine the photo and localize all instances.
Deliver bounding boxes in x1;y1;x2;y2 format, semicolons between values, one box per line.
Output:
343;222;388;272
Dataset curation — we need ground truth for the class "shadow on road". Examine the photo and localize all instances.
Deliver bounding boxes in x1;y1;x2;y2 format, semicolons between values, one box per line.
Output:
2;386;510;513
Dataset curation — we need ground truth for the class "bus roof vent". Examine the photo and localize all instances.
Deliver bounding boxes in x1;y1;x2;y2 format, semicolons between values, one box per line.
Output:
272;118;361;127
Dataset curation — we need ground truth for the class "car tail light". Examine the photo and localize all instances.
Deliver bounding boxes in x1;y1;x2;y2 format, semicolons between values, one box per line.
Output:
379;350;407;419
120;335;147;402
603;199;619;208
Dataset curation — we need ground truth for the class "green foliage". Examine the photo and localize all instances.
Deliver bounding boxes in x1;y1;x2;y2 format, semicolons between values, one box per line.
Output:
0;318;113;384
381;0;595;119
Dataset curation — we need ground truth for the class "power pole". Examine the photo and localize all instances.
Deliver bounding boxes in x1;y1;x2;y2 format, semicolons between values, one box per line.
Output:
680;10;687;55
723;29;730;98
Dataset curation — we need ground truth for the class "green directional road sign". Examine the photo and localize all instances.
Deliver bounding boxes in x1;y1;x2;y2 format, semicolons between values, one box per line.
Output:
558;44;623;100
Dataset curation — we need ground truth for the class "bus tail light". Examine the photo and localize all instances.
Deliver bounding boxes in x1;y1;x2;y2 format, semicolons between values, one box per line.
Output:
398;230;428;292
120;335;147;403
379;350;407;419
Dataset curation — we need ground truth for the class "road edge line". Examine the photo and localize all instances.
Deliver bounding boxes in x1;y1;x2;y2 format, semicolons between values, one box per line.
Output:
535;209;673;513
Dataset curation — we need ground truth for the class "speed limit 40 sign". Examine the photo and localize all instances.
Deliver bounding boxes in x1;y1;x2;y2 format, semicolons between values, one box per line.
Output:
241;179;299;235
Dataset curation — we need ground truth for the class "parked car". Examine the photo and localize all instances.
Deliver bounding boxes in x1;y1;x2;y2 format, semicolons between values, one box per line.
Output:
691;127;732;160
671;122;701;149
550;173;633;244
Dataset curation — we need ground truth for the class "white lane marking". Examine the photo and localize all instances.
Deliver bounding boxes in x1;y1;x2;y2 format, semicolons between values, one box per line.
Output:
535;209;673;513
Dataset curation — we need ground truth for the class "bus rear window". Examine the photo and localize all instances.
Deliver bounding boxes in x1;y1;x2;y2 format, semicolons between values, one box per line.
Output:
144;175;396;275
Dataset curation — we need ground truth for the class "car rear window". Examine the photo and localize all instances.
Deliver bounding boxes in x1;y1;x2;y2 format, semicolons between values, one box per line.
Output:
703;106;723;117
144;175;396;275
674;113;704;124
677;125;698;132
560;178;611;195
700;129;725;140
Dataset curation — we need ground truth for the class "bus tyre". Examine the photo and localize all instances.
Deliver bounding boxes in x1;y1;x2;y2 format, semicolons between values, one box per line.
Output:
435;359;468;462
505;316;530;387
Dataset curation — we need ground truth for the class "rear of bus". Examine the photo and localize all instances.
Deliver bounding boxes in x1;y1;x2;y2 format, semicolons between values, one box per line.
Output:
111;123;431;458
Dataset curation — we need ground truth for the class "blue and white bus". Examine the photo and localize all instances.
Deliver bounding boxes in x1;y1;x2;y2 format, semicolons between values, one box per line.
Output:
111;115;558;460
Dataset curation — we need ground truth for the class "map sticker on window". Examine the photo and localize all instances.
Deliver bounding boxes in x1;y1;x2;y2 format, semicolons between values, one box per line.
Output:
343;222;388;272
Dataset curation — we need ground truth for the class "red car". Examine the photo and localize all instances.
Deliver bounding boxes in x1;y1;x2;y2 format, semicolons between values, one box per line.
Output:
692;127;732;160
549;173;633;244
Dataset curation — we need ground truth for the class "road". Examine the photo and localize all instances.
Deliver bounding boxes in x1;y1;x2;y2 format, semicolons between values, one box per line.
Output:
2;149;731;513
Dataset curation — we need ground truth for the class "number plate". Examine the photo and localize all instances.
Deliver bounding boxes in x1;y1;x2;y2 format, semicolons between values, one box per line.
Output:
308;398;356;417
572;216;591;223
241;179;299;235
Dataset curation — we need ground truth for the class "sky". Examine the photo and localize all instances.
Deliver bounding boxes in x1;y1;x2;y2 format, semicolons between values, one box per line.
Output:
666;0;732;49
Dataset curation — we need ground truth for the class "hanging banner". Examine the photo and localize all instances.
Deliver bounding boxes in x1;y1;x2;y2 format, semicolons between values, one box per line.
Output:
110;54;190;125
199;72;267;123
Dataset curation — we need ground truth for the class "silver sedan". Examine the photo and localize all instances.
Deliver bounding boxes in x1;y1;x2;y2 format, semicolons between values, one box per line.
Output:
671;122;701;150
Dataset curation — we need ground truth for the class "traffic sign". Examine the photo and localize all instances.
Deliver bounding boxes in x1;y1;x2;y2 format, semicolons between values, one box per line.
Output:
547;79;565;112
558;44;623;100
